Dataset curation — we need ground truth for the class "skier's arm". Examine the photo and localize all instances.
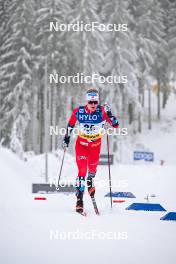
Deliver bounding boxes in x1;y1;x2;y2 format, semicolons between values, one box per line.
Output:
62;108;78;148
102;105;119;128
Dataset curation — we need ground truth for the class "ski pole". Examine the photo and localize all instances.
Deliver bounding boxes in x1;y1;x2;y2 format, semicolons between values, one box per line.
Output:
106;130;113;209
56;147;67;190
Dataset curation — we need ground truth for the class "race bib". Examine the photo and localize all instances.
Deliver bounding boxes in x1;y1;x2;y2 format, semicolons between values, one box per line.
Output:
77;106;105;140
79;122;105;140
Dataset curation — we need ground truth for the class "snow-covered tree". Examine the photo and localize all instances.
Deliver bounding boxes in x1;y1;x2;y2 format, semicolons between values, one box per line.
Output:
168;0;176;81
0;0;173;156
32;0;74;152
99;0;138;130
0;0;34;152
129;0;167;127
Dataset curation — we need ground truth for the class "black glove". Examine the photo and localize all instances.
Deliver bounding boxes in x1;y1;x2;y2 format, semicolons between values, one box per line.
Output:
62;135;70;149
104;103;119;127
104;103;112;117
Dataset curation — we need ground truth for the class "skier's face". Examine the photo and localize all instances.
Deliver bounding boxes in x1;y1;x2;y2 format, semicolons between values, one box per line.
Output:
87;101;98;112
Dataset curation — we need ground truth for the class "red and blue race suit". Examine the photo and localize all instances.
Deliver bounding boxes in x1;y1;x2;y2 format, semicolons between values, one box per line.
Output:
67;105;119;178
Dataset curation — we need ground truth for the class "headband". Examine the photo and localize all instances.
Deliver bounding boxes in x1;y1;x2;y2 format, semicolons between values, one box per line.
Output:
86;91;99;101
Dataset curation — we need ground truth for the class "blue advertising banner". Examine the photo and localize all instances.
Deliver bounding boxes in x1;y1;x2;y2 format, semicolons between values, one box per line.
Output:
133;151;154;162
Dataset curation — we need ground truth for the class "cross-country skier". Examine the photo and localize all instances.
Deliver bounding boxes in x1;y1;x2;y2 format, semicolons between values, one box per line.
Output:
62;89;119;214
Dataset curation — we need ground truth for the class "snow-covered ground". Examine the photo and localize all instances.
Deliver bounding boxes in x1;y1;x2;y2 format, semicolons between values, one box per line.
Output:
0;146;176;264
1;93;176;264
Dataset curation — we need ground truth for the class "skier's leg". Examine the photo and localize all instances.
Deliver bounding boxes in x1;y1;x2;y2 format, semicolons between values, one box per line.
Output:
75;140;88;177
87;141;101;197
75;176;85;213
75;140;88;213
87;171;96;197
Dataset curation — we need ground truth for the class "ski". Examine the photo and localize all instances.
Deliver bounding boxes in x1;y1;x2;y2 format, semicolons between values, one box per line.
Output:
91;196;100;215
76;211;87;217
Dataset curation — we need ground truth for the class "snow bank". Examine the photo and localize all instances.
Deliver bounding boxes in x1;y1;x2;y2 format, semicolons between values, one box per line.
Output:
0;147;176;264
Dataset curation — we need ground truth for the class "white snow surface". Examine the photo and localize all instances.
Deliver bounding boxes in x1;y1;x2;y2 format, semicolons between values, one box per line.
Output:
1;93;176;264
0;147;176;264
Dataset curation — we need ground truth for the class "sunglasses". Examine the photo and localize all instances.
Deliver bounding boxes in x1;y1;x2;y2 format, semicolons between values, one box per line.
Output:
88;101;98;105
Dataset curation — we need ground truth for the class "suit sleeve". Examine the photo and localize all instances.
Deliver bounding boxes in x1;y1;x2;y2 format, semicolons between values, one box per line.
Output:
101;106;119;128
